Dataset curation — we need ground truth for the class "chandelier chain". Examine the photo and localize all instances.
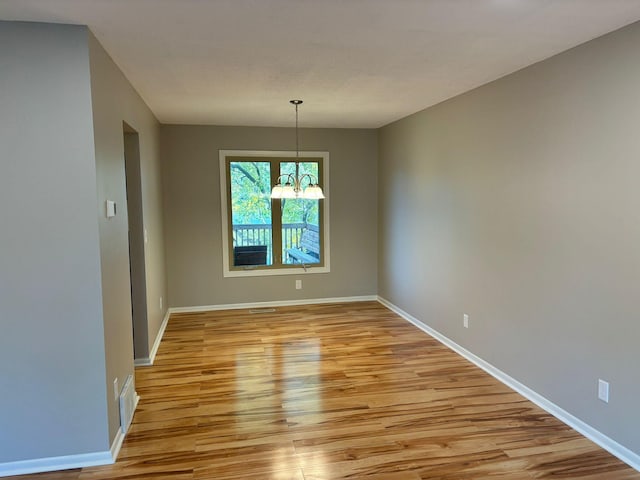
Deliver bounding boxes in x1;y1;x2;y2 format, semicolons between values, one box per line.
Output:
295;101;299;160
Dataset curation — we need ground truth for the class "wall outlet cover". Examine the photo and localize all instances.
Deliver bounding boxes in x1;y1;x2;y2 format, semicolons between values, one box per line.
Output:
598;379;609;403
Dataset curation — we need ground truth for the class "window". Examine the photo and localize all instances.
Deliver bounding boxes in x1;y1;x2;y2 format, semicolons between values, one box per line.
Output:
219;150;330;277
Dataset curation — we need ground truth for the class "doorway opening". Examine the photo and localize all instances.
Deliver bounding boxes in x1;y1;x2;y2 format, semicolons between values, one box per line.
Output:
123;122;149;360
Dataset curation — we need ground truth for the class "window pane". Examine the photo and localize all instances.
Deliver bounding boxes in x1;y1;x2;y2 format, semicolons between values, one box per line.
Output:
281;162;321;265
230;161;273;266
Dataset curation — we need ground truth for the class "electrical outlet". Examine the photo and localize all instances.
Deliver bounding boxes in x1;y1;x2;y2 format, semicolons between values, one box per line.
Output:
113;378;119;401
160;296;163;311
598;379;609;403
463;313;469;328
295;279;302;290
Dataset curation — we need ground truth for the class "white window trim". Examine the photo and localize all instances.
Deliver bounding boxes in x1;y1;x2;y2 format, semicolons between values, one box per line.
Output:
219;149;330;278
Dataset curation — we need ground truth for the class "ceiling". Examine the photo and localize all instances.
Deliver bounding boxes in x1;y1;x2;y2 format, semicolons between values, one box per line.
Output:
2;1;640;128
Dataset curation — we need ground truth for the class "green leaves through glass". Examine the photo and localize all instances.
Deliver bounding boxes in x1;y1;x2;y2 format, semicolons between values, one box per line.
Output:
230;161;272;267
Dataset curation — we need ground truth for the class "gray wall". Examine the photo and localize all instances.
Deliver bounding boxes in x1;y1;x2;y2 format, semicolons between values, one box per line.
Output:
162;125;377;307
378;21;640;455
0;21;168;466
0;22;109;461
88;33;167;441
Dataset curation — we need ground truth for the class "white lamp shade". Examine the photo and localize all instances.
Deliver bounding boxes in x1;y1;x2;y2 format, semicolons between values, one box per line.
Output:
271;185;284;199
303;185;325;199
281;185;297;199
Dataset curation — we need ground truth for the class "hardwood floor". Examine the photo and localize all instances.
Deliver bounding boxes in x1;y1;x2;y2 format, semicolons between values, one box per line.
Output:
9;301;640;479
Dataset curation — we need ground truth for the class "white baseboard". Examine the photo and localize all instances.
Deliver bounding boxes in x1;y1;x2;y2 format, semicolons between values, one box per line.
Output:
0;449;113;478
169;295;378;314
134;309;171;367
111;393;139;461
377;296;640;473
110;426;125;461
0;385;140;477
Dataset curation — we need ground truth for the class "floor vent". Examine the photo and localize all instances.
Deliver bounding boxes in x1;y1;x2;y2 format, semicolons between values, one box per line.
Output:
249;308;277;314
119;375;138;434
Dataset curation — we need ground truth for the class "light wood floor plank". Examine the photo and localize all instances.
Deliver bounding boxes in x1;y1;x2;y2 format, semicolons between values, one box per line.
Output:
6;302;639;479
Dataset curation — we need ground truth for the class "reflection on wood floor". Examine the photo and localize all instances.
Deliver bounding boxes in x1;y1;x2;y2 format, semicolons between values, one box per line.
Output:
8;301;640;479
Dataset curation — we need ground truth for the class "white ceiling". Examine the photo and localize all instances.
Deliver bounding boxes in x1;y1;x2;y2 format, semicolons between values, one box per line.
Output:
2;1;640;128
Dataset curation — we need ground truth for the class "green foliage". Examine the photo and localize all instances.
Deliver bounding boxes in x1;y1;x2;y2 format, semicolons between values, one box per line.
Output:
230;160;320;226
230;162;271;224
280;161;319;226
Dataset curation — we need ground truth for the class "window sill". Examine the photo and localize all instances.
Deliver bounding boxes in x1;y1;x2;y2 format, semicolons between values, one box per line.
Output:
223;265;330;278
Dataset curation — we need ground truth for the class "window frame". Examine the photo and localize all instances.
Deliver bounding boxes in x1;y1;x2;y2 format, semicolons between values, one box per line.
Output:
219;149;330;278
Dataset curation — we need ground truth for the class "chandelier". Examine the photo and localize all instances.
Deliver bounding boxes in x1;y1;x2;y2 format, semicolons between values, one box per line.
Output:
270;100;325;199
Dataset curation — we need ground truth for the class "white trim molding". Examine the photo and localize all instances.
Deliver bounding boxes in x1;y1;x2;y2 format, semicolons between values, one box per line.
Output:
110;426;125;461
169;295;378;314
377;296;640;473
134;309;171;367
0;413;135;477
0;450;113;478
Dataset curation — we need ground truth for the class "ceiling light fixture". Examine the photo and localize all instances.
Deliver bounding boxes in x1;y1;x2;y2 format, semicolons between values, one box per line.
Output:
271;100;325;200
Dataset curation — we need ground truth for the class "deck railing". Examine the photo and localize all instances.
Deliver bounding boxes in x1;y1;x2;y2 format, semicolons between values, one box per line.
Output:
232;223;308;264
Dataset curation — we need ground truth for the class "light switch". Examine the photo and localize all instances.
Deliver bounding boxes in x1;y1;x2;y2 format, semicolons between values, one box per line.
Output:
106;200;116;218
